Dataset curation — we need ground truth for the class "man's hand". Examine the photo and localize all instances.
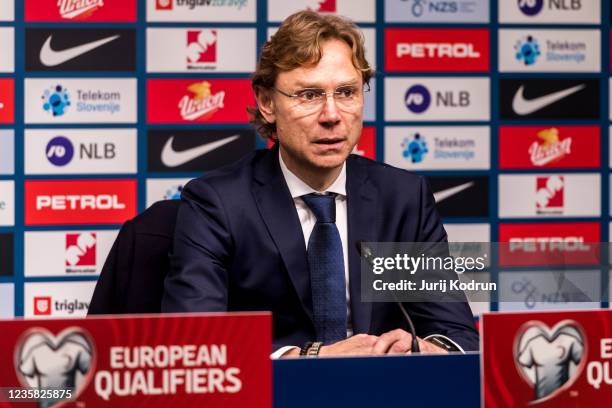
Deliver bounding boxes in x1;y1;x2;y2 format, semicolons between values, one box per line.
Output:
372;329;448;355
318;334;379;356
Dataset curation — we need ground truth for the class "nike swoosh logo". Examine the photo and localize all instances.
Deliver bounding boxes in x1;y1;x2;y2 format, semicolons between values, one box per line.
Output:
39;34;120;67
512;84;585;116
161;135;240;167
433;182;474;203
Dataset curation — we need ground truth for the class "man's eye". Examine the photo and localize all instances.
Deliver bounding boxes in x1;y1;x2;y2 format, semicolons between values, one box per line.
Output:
298;90;320;101
337;88;356;98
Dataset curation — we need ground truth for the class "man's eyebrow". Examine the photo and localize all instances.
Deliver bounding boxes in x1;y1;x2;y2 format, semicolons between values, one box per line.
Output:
291;80;361;89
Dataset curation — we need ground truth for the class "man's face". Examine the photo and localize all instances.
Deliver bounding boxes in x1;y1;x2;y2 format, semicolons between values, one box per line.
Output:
261;39;364;173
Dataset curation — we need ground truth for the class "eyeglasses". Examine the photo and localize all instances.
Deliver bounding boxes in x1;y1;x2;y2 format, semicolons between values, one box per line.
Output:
272;83;370;112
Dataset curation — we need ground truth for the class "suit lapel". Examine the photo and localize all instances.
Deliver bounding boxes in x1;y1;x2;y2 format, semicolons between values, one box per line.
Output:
346;156;377;334
252;146;314;324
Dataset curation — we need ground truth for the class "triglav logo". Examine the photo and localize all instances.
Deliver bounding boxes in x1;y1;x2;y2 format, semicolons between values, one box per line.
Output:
515;320;586;402
15;327;95;406
33;297;52;316
66;233;96;271
402;133;428;163
515;35;540;65
187;30;217;69
156;0;173;10
156;0;249;10
57;0;104;19
536;176;564;214
178;81;225;121
42;85;70;117
46;136;74;166
518;0;544;16
529;128;572;166
405;84;431;113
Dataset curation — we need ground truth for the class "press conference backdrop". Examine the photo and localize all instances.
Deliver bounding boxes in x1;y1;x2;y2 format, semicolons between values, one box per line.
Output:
0;0;610;318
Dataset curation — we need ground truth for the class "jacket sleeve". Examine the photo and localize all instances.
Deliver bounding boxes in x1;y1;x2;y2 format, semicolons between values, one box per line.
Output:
161;179;233;313
88;219;135;315
405;176;480;351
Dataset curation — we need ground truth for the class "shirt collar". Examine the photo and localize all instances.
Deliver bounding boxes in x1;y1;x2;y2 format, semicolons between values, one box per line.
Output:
279;149;346;198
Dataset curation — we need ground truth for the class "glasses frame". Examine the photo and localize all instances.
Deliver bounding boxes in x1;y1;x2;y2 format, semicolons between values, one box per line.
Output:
271;82;371;109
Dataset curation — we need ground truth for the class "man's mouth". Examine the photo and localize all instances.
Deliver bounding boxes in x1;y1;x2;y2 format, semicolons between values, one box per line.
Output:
313;138;345;145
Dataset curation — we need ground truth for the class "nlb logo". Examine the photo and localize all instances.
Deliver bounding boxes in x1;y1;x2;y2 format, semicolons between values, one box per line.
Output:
25;180;136;225
405;84;469;114
405;84;431;113
536;176;564;214
45;136;117;167
518;0;544;15
518;0;581;16
46;136;74;166
66;232;96;269
515;320;586;402
178;81;225;121
529;128;572;166
57;0;104;19
187;30;217;68
15;328;95;404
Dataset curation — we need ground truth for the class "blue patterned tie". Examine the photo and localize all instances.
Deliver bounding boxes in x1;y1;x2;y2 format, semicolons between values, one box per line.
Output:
302;193;347;344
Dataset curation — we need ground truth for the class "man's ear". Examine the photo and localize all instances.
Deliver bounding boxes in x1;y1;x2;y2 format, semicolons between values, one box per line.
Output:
255;87;276;125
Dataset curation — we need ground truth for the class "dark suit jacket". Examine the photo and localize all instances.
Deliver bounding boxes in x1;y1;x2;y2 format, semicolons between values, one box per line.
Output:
89;200;181;315
162;146;479;351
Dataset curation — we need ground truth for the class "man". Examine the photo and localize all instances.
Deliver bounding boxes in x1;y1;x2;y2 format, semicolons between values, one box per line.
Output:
162;10;479;356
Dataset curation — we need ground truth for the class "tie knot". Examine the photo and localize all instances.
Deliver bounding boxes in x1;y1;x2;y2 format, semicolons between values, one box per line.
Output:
302;193;336;223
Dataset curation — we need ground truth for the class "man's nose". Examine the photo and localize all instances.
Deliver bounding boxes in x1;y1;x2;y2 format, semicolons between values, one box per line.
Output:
319;94;341;124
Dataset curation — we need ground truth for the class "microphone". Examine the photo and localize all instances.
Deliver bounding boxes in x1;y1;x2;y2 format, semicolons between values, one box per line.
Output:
356;241;420;353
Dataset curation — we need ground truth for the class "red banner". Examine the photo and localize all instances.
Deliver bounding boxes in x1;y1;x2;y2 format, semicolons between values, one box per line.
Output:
0;79;14;124
498;222;600;266
385;28;490;72
25;0;136;22
499;126;600;169
0;313;272;407
147;79;254;124
24;179;137;226
482;310;612;407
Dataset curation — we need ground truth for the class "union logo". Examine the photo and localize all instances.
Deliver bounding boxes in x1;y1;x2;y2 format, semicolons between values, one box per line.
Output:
528;128;572;167
178;81;225;121
56;0;105;20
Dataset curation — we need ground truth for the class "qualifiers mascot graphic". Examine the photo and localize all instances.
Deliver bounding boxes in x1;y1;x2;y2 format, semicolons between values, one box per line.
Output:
514;320;586;403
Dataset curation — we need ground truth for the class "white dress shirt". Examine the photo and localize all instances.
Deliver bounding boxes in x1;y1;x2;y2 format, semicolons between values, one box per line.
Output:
271;151;353;358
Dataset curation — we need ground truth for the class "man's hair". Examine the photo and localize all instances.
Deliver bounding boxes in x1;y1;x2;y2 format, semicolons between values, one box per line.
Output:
249;10;373;139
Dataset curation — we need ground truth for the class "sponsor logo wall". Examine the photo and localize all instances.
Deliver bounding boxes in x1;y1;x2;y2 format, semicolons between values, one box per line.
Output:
0;0;610;319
